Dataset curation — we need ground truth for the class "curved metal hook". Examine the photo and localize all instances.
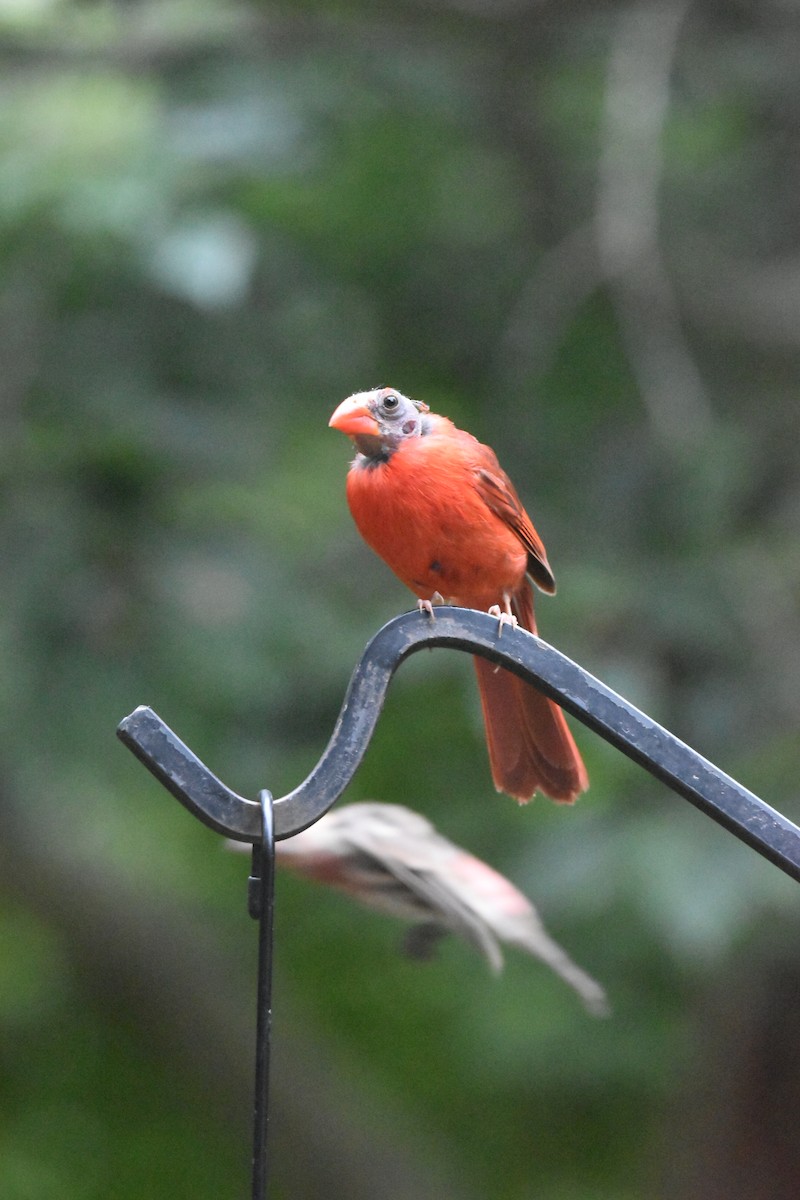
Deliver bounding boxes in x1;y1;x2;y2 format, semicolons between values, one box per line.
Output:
117;607;800;882
117;608;506;840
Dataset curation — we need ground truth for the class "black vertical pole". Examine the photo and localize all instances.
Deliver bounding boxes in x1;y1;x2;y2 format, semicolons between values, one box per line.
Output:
249;790;275;1200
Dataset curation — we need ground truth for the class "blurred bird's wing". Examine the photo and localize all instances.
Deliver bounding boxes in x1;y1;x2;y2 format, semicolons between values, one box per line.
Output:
343;805;506;971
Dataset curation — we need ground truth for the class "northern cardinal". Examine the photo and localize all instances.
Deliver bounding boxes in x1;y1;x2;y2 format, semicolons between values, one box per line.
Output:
329;387;588;803
231;802;606;1011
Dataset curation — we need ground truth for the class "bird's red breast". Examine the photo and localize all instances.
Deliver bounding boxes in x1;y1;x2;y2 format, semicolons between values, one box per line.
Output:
344;418;532;610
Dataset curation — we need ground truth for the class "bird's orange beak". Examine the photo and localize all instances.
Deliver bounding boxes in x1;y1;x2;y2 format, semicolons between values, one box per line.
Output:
329;396;380;439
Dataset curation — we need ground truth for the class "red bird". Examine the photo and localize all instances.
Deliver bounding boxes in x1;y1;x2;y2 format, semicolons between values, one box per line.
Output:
329;387;588;803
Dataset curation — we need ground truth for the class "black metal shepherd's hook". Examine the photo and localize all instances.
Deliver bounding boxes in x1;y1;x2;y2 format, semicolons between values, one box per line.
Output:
248;791;274;1200
116;607;800;1199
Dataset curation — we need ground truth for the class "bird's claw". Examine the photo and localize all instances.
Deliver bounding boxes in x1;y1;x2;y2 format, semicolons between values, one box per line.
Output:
488;602;518;638
418;592;445;619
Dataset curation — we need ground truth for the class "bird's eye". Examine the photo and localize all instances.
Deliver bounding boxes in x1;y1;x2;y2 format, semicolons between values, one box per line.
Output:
382;394;399;411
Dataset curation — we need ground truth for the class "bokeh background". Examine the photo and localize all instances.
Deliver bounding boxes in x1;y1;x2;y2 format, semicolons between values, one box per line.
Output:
1;1;800;1196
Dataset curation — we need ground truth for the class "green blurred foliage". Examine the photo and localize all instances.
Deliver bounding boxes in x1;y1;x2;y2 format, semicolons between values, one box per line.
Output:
1;1;800;1197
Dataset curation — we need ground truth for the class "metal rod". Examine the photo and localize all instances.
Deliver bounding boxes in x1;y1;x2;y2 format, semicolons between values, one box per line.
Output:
117;607;800;882
250;790;275;1200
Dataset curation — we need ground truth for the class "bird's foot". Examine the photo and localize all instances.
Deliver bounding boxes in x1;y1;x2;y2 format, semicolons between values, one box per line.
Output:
488;599;517;638
418;592;445;619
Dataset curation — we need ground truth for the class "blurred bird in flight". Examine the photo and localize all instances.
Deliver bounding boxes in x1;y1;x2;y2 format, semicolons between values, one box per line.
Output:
238;802;607;1015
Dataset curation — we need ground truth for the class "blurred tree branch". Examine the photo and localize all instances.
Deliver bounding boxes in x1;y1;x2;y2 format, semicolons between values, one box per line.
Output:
495;222;600;388
596;0;714;454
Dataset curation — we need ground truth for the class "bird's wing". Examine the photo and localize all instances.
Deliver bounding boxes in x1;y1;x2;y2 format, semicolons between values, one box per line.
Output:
349;806;506;971
472;462;556;593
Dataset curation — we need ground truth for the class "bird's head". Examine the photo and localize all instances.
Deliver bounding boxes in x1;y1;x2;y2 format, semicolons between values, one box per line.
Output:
329;388;429;458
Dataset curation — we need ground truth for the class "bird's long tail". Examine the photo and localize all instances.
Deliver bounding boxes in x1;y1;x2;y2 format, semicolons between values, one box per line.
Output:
473;586;588;803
